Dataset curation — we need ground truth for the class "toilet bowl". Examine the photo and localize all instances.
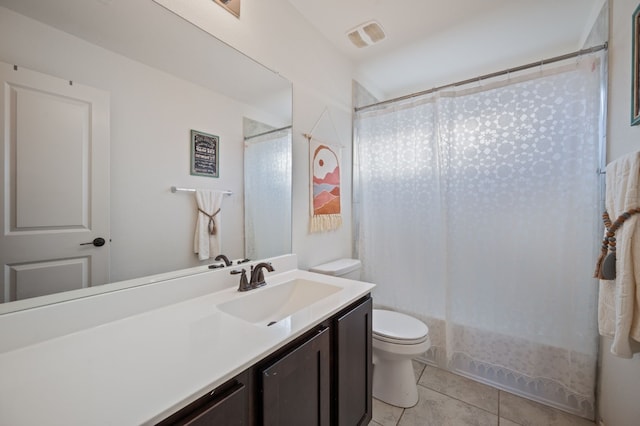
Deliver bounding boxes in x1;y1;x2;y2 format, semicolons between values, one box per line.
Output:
372;309;430;408
309;259;430;408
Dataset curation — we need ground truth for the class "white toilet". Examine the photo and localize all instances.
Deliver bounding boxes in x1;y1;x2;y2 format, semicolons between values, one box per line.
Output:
309;258;431;408
371;309;430;407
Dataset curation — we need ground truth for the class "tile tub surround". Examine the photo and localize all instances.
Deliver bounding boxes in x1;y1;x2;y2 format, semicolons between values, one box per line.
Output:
370;362;596;426
0;257;375;425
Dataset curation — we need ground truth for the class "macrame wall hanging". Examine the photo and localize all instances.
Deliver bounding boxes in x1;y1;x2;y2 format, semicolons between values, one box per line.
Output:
304;108;343;233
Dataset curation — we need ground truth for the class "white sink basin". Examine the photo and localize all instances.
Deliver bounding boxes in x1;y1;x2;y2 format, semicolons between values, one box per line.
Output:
217;279;342;326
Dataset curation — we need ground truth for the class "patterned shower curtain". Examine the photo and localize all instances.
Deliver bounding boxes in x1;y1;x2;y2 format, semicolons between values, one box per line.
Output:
354;53;604;419
244;128;292;260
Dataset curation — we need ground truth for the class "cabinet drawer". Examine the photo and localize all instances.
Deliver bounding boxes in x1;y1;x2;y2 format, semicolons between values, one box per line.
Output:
180;382;246;426
157;374;249;426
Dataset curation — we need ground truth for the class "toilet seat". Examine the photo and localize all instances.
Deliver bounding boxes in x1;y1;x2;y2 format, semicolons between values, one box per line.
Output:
374;333;428;345
373;309;429;345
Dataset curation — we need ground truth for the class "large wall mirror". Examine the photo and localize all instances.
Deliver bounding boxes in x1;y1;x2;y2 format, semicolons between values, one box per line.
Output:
0;0;292;313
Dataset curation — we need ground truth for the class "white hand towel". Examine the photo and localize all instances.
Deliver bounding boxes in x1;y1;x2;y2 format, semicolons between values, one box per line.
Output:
194;190;223;261
598;151;640;358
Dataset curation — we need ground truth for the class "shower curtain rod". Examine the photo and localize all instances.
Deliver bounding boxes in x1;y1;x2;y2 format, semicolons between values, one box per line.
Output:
355;42;608;113
244;125;292;141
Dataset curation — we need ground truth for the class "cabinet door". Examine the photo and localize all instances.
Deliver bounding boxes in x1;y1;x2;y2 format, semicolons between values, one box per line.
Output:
335;297;373;426
261;327;331;426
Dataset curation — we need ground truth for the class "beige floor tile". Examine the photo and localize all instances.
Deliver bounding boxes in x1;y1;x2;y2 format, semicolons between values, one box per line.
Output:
412;359;426;382
499;392;595;426
372;397;404;426
418;365;499;414
368;421;384;426
399;386;498;426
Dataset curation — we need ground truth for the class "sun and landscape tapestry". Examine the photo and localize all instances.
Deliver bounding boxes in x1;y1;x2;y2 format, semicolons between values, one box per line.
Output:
310;140;342;232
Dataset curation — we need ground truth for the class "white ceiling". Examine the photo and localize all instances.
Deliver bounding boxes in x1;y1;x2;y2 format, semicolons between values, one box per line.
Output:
1;0;605;108
287;0;605;100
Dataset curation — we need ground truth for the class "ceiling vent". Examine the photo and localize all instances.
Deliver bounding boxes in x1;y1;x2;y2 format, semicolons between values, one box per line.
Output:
347;20;386;48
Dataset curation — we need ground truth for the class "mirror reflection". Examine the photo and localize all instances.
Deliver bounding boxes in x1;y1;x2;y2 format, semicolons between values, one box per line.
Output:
0;0;292;312
244;119;292;260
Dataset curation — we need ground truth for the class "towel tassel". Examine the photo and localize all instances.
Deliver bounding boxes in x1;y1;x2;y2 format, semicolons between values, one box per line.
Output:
594;208;640;279
198;207;221;235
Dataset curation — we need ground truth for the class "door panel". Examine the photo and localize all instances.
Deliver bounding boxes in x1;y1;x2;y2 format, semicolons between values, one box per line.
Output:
15;86;89;228
9;258;88;300
0;62;110;303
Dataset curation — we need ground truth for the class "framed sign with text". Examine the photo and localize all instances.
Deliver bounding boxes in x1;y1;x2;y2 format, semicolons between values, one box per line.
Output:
190;130;219;178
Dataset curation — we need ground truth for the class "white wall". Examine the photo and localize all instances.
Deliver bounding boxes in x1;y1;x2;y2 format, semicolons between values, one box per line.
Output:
0;7;284;282
154;0;356;270
597;1;640;425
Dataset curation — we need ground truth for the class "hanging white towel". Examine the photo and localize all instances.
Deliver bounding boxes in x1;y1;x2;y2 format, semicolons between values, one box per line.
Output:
194;190;223;261
598;151;640;358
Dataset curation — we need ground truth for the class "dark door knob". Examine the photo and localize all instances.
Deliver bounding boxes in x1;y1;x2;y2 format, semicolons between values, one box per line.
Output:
80;237;106;247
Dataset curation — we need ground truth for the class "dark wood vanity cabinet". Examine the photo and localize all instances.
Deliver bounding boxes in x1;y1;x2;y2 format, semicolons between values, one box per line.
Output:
333;297;373;426
158;295;372;426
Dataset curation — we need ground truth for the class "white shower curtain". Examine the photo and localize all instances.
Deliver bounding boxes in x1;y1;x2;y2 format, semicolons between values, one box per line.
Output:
355;54;604;419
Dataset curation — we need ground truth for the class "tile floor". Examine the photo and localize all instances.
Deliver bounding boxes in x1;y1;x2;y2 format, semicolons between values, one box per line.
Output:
369;361;596;426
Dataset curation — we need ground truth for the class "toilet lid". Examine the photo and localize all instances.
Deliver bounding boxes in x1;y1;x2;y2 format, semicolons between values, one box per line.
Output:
373;309;429;342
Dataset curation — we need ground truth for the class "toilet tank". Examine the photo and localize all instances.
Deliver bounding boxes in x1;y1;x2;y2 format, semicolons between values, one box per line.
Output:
309;258;361;280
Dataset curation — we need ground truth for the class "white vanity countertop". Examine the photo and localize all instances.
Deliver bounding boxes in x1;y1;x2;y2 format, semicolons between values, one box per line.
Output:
0;269;374;425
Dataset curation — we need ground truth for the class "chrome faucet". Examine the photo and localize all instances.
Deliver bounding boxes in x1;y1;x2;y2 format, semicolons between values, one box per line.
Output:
215;254;232;266
249;262;274;288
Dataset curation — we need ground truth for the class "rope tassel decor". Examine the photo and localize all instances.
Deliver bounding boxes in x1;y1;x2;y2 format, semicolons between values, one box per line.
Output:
594;208;640;279
198;207;221;235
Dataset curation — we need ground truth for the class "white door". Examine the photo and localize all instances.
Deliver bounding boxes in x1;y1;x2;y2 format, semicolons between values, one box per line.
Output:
0;62;110;303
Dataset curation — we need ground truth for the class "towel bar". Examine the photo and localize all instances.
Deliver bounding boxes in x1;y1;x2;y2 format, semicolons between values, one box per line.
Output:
171;186;232;195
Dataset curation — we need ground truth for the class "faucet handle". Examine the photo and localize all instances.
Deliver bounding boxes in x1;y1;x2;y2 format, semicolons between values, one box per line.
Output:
231;268;251;292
